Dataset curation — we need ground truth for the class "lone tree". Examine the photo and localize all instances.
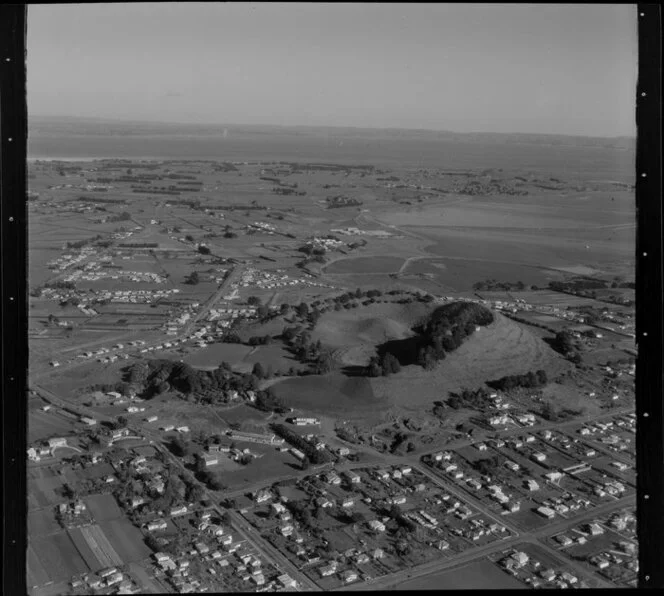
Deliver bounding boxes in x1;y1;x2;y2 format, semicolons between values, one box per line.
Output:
185;271;200;285
313;350;335;375
247;296;261;306
197;245;211;255
380;353;401;376
252;362;266;380
366;356;382;377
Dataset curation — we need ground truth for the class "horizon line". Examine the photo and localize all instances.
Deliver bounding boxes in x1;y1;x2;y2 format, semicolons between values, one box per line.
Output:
29;113;636;142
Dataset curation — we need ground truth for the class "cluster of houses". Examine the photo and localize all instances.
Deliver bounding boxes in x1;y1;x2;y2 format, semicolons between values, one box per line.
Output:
233;267;329;292
111;230;135;240
92;287;179;305
248;221;276;234
329;227;393;237
499;549;584;589
556;516;637;580
607;509;635;534
149;509;295;593
76;342;146;362
577;415;635;457
70;567;140;594
248;464;510;586
56;499;91;526
64;267;167;284
426;450;523;515
226;430;285;447
485;395;538;429
27;436;74;461
48;248;93;271
488;297;635;338
426;444;599;519
207;307;258;326
164;305;194;334
305;236;346;251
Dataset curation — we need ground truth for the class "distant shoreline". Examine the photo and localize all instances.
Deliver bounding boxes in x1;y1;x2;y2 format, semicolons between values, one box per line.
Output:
27;156;159;162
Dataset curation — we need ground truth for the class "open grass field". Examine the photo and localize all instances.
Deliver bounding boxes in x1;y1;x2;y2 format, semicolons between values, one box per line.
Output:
26;545;52;588
271;372;385;416
391;558;527;591
239;343;301;373
29;474;67;510
30;532;90;583
29;410;79;443
311;301;430;349
325;255;405;274
85;493;124;523
218;403;271;427
403;257;553;290
100;519;153;563
28;509;61;537
183;342;253;368
211;448;302;489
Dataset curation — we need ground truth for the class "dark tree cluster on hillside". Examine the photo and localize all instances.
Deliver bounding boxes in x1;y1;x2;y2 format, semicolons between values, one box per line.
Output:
281;326;303;341
552;330;575;354
447;386;493;411
472;279;527;292
487;369;548;391
368;301;494;376
270;423;332;464
281;328;335;374
366;352;401;377
255;388;287;413
415;302;494;368
121;359;261;404
66;235;103;249
247;335;273;346
549;330;583;364
221;332;242;344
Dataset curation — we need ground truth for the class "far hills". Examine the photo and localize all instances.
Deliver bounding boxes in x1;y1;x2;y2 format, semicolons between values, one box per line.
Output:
29;115;635;150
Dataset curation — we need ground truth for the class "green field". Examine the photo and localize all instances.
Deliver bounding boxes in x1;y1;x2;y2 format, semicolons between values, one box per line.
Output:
391;559;528;590
28;509;61;537
100;519;152;563
325;255;405;274
404;257;553;290
183;342;252;368
271;373;384;416
30;532;90;583
85;493;125;522
29;410;79;443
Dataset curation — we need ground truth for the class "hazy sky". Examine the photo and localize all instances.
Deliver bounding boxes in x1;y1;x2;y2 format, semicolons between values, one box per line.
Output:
28;3;638;137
